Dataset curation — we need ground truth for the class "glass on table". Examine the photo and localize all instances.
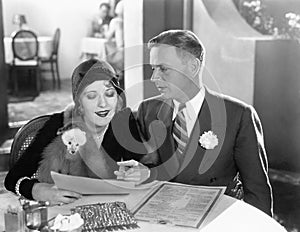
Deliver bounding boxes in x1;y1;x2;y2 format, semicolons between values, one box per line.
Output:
21;200;49;231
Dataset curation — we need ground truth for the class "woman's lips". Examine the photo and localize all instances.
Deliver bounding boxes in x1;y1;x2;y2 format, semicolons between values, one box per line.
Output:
95;110;110;117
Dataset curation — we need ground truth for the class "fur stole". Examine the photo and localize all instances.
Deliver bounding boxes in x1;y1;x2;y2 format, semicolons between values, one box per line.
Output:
38;104;116;183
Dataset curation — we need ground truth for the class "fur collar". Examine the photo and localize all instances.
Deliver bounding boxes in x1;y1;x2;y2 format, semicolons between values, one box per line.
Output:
63;102;76;126
38;102;116;183
58;102;87;134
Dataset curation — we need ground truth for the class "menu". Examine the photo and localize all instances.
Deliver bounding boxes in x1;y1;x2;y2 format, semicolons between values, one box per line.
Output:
132;182;225;229
51;171;159;195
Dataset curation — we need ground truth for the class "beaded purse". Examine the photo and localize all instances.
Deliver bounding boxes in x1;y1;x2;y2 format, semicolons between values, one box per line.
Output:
71;201;139;232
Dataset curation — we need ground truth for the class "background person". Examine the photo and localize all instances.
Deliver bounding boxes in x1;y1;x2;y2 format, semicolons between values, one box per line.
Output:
105;0;124;47
91;2;112;38
136;29;273;216
105;0;124;75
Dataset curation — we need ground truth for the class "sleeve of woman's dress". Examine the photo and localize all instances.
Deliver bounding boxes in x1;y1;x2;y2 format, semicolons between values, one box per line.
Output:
4;113;62;200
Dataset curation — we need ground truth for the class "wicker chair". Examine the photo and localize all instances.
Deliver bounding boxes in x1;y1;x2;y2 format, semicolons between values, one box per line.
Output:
9;115;51;169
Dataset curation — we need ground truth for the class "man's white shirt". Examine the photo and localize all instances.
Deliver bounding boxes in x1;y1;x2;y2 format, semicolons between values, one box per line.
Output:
172;87;205;137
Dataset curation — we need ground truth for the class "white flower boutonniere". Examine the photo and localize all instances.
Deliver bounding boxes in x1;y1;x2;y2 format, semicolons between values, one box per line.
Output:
199;131;218;149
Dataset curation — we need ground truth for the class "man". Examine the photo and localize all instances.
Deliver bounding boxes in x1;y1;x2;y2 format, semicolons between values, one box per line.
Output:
91;3;112;38
137;30;273;216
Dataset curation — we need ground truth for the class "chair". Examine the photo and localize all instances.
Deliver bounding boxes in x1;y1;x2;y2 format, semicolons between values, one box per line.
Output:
9;115;51;169
41;28;61;89
9;29;41;96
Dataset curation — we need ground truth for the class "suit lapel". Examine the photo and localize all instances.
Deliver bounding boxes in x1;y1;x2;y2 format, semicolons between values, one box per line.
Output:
175;98;212;182
152;99;180;177
197;89;226;175
175;89;227;182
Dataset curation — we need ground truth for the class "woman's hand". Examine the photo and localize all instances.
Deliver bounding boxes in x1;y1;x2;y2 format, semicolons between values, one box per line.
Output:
114;159;150;185
32;183;82;206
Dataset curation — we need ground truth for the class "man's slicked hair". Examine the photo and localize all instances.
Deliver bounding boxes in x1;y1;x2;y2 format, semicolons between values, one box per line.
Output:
148;29;205;62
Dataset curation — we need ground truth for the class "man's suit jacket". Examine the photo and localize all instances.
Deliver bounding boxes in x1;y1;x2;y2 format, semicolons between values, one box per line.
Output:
137;88;273;216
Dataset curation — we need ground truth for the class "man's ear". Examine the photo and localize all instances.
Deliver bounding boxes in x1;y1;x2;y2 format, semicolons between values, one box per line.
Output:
188;57;201;77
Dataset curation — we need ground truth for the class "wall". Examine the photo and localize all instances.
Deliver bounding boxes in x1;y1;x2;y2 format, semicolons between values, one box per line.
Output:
0;0;8;132
2;0;110;80
123;0;144;109
143;0;184;99
193;0;264;105
254;40;300;172
196;0;300;171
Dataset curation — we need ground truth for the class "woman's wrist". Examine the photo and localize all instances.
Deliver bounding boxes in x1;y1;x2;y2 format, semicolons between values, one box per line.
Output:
15;176;39;200
15;176;31;197
32;182;42;201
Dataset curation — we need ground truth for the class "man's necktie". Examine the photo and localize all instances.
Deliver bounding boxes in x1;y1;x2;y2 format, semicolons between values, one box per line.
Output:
172;103;188;161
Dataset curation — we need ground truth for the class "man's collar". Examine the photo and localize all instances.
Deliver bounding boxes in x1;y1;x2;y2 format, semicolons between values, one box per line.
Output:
173;87;205;120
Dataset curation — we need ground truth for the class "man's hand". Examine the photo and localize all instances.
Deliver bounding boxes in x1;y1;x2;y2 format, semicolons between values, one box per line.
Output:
114;159;150;185
32;183;82;205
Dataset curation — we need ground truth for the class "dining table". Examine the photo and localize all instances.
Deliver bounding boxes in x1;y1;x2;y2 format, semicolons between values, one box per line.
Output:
0;177;287;232
80;37;117;61
3;36;53;64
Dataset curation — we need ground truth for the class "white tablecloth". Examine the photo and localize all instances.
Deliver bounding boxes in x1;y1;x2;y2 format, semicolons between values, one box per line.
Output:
80;37;117;61
4;36;53;64
0;184;286;232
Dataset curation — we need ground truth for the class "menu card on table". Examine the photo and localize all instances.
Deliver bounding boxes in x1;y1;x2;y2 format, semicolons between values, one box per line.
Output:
51;171;158;195
132;182;225;229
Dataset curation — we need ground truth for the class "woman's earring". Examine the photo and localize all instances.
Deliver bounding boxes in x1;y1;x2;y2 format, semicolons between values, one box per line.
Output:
77;106;83;115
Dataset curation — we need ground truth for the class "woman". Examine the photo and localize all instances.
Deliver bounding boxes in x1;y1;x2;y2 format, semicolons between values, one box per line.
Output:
4;59;148;205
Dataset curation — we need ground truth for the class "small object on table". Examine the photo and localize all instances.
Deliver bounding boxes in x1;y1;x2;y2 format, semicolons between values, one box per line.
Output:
4;205;25;232
71;201;139;231
117;157;125;180
50;213;84;232
21;199;49;231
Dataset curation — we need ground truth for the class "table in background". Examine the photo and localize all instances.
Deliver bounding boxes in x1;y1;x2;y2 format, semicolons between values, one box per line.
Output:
0;183;286;232
80;37;116;61
4;36;53;64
